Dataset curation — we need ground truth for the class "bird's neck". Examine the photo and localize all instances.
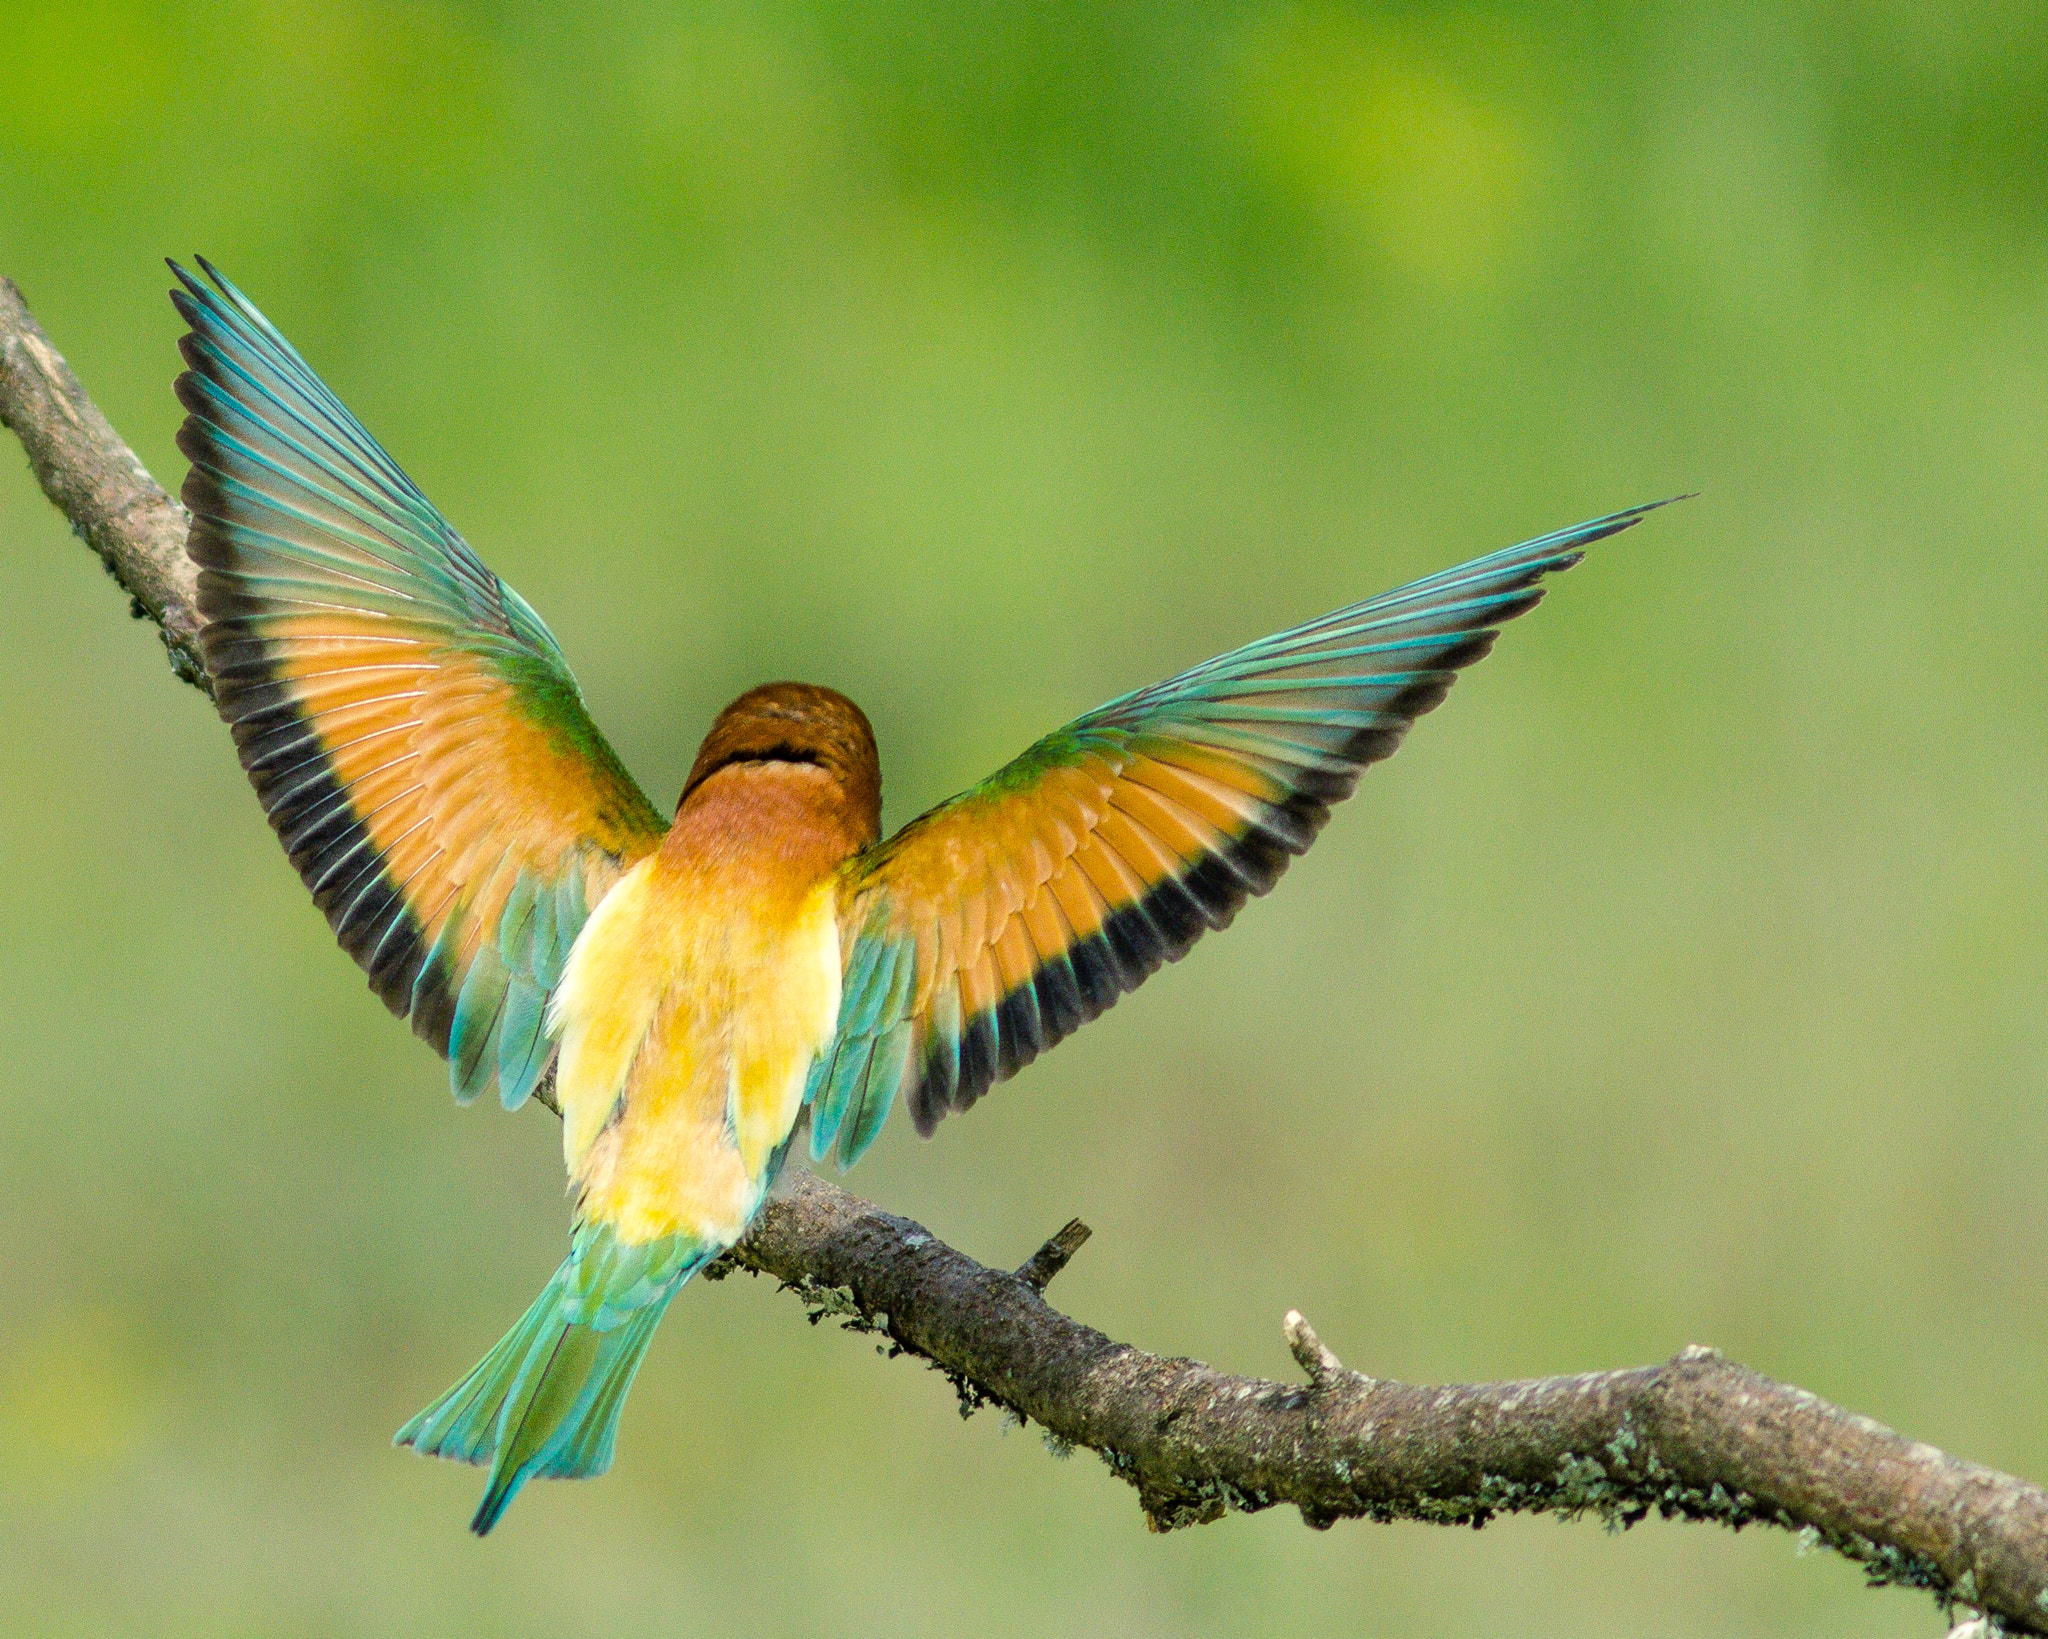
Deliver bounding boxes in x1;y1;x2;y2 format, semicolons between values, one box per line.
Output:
659;760;872;884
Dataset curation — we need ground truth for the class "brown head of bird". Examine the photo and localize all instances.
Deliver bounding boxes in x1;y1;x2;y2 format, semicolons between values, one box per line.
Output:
675;682;883;854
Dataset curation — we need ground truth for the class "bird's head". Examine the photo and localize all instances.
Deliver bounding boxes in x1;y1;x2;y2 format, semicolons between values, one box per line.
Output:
680;682;882;839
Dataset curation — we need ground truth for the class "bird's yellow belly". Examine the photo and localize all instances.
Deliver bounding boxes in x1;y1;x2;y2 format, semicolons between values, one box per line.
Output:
547;852;842;1247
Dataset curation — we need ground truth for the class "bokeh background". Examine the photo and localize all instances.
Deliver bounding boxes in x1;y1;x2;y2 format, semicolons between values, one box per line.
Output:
6;2;2048;1634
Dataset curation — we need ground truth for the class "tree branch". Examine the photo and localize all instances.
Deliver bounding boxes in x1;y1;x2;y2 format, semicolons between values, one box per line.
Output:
8;271;2046;1633
1;277;205;691
722;1174;2048;1627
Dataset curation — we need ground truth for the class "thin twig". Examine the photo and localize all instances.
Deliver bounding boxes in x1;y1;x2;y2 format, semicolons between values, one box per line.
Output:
7;272;2045;1633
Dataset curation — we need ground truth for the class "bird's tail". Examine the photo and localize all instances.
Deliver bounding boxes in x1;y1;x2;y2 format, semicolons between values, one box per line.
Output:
395;1227;709;1534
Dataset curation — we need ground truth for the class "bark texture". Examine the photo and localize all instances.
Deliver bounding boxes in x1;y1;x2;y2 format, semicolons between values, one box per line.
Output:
7;272;2045;1632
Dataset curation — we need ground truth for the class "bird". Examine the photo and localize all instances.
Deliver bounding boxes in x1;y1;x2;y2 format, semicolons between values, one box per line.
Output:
167;255;1673;1534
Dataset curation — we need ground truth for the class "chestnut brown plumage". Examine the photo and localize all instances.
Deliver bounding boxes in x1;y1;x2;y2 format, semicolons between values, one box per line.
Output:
679;683;882;840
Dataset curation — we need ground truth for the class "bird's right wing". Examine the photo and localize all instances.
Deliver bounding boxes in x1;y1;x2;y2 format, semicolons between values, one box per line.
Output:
808;503;1671;1166
172;258;670;1112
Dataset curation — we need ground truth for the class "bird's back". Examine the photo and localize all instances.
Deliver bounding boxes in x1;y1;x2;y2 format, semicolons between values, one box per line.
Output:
551;762;861;1247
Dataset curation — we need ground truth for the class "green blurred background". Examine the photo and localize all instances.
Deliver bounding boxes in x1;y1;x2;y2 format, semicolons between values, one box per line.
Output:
5;1;2048;1633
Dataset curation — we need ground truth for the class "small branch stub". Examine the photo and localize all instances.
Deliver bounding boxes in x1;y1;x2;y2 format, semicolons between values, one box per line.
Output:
1284;1310;1357;1390
1016;1218;1092;1293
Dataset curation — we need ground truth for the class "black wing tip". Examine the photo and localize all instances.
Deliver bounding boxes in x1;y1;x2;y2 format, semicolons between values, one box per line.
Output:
908;1084;944;1137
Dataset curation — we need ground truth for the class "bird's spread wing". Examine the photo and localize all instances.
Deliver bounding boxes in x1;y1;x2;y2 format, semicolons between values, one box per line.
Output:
808;503;1670;1166
172;259;669;1111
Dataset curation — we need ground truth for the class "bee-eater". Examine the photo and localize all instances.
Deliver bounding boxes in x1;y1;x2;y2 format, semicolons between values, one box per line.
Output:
168;256;1669;1534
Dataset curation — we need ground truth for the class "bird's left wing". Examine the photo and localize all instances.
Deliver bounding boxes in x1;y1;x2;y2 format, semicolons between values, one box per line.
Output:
808;504;1668;1167
172;259;671;1112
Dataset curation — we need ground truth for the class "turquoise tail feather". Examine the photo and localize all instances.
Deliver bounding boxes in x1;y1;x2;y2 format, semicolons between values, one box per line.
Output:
395;1227;709;1534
